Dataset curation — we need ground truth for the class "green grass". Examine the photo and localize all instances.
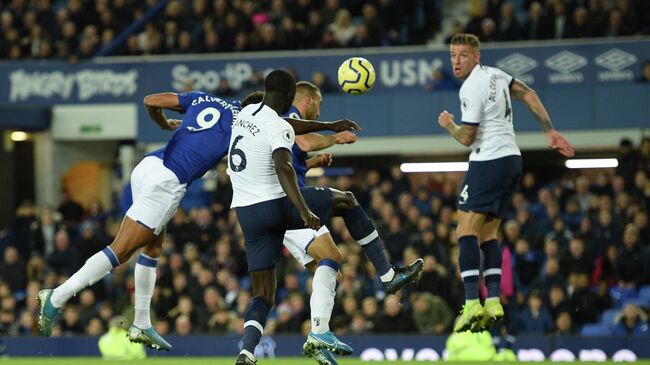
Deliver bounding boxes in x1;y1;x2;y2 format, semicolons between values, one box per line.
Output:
2;358;650;365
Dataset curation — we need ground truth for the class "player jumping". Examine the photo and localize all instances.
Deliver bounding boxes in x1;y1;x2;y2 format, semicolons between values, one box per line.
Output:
281;82;423;365
230;70;422;365
36;89;358;350
437;34;574;332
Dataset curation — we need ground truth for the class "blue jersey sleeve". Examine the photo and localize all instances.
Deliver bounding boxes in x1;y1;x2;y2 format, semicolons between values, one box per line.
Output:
177;91;207;113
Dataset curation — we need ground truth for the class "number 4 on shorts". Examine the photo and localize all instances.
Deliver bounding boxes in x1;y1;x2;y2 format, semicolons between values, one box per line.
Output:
459;184;469;204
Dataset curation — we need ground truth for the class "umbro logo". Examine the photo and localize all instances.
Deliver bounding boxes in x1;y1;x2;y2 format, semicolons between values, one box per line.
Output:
544;51;587;74
496;53;537;76
595;48;637;72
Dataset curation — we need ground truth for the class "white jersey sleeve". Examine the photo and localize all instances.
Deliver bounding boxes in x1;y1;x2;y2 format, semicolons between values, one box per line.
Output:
268;120;295;153
459;82;484;125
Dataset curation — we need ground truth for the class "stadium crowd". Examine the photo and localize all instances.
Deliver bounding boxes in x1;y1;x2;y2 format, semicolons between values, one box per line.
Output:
1;0;649;61
1;138;650;338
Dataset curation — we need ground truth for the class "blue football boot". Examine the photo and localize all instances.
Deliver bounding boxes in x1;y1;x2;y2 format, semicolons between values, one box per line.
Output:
304;331;353;356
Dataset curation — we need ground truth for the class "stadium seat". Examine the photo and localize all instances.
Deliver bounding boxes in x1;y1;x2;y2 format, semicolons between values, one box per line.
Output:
639;285;650;301
581;324;611;336
625;298;650;309
600;308;619;326
609;287;637;308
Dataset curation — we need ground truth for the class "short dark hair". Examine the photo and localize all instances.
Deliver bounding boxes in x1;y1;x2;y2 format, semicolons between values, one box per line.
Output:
241;91;264;107
264;69;296;94
450;33;480;50
296;81;320;97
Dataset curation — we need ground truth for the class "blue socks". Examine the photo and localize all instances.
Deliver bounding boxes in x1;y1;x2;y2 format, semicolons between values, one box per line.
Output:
481;239;502;299
459;235;480;301
341;205;392;277
241;297;270;354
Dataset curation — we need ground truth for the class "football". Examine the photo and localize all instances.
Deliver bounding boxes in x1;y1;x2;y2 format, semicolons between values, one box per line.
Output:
337;57;376;95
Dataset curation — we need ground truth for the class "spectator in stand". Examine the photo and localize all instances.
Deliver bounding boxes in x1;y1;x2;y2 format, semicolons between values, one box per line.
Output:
605;8;634;37
327;8;356;47
516;290;554;334
555;310;575;335
77;222;105;263
349;24;372;48
46;230;81;276
373;295;417;333
57;190;84;228
560;238;593;277
174;314;193;336
549;0;571;39
361;4;382;47
10;310;39;336
592;245;618;286
0;246;26;293
497;2;521;41
617;0;640;34
411;292;453;334
612;303;649;336
565;7;591;38
60;305;85;335
547;284;571;321
617;138;640;189
513;239;541;294
29;206;59;259
479;17;498;42
569;272;601;326
530;258;564;299
465;1;487;37
587;0;608;37
445;21;465;44
615;223;645;287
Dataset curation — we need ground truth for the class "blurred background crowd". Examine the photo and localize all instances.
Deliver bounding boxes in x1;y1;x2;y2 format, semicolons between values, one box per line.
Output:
1;137;649;338
1;0;649;61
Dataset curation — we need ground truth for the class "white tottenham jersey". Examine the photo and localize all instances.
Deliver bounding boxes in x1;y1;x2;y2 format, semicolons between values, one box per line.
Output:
228;102;296;208
459;64;521;161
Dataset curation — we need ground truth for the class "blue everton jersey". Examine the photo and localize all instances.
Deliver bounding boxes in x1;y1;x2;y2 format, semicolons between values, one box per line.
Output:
148;91;240;184
283;106;309;188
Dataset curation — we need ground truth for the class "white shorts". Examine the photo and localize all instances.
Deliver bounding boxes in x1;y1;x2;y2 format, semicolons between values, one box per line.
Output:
125;156;187;235
283;226;330;266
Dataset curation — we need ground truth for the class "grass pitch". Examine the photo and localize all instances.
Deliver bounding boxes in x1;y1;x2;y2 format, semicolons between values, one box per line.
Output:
2;358;650;365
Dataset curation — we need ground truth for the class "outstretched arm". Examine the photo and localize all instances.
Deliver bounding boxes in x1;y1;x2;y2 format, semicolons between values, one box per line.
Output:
437;111;478;146
510;79;575;157
306;153;333;169
143;93;183;131
296;131;357;152
285;117;361;135
273;148;320;230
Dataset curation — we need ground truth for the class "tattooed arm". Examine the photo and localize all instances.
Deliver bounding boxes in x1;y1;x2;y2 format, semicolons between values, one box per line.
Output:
510;79;575;157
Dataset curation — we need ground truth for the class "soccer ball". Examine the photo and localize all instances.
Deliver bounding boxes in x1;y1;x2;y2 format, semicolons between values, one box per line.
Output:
337;57;376;95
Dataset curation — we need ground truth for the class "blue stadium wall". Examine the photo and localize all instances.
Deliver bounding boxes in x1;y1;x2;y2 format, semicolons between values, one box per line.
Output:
0;38;648;140
2;334;648;361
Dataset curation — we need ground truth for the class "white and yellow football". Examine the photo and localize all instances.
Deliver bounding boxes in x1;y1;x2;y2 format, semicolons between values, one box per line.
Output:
337;57;376;95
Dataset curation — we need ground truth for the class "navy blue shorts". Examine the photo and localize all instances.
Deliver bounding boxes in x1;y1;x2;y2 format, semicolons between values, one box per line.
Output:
235;187;333;272
457;155;522;219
